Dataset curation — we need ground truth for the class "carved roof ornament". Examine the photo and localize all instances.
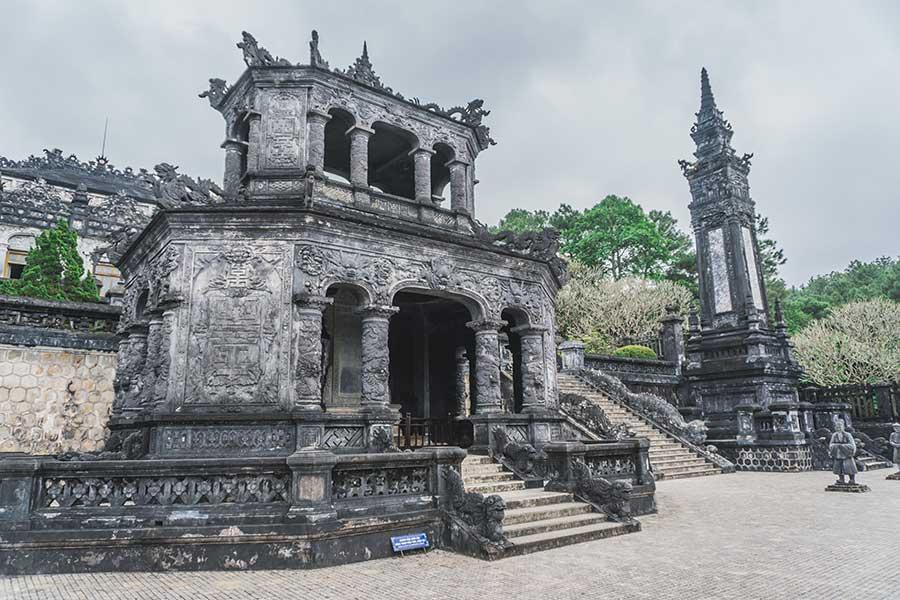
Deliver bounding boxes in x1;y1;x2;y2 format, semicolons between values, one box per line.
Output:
0;148;142;182
199;78;229;110
237;31;292;67
141;163;224;208
341;42;390;92
309;30;329;69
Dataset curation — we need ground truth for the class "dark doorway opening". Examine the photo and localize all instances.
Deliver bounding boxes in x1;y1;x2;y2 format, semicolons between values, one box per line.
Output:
390;290;475;447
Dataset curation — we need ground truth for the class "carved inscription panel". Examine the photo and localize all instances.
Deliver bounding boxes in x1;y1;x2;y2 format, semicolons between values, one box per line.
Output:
185;247;286;408
707;227;733;314
264;92;303;170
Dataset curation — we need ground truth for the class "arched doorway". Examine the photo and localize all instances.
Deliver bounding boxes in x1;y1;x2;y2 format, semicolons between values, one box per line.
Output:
389;289;477;446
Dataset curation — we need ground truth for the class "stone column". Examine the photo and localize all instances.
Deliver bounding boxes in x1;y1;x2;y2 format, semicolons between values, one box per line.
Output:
454;347;470;416
306;110;332;174
220;138;245;196
141;316;164;409
512;325;548;413
115;330;147;413
446;160;469;213
467;319;506;414
356;305;399;410
347;125;374;188
151;308;177;411
410;147;434;203
293;294;334;411
246;113;262;175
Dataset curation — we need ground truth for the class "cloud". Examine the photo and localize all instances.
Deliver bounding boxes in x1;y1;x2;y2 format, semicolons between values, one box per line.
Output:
1;0;897;285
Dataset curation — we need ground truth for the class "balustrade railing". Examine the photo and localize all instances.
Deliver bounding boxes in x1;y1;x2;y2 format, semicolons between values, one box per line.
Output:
800;383;899;421
395;413;456;450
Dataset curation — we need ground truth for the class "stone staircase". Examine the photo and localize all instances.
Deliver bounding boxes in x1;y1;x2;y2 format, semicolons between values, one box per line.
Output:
856;452;892;471
461;455;637;556
558;373;722;480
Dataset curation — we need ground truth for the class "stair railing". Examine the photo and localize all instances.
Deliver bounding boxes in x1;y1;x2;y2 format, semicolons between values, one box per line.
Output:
574;369;735;474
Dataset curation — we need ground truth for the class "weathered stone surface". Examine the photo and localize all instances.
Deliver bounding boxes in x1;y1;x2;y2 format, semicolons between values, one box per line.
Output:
0;343;116;455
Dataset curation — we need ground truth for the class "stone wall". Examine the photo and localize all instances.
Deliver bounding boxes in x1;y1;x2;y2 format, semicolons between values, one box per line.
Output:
0;344;116;455
0;294;120;455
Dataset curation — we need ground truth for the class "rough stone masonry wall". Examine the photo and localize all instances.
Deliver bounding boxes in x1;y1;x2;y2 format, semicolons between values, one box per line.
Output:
0;344;116;455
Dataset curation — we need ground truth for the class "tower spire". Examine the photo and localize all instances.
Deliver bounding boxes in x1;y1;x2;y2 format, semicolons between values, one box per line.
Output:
690;67;733;160
699;67;717;120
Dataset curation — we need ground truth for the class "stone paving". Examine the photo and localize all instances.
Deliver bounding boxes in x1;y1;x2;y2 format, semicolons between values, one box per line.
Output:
2;470;898;600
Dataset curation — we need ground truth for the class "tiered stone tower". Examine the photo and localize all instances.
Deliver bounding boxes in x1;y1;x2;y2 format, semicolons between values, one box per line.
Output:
680;69;806;469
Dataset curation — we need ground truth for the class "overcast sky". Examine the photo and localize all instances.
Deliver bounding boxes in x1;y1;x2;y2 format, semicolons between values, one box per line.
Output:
2;1;898;285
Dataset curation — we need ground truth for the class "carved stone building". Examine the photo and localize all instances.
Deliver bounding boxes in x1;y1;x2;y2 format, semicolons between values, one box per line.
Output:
109;30;567;457
680;69;807;471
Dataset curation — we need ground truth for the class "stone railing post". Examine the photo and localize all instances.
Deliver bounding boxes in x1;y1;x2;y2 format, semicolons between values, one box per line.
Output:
558;340;585;371
410;147;434;204
292;294;333;411
347;125;375;188
446;159;469;213
659;305;685;371
466;319;506;414
542;441;587;493
306;110;332;174
356;305;399;411
221;138;246;196
0;456;43;531
285;450;338;524
511;324;548;414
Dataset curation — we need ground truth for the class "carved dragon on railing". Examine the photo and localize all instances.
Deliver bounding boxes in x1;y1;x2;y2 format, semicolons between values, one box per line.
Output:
490;428;546;481
570;459;634;523
559;392;634;441
442;467;510;557
577;369;735;473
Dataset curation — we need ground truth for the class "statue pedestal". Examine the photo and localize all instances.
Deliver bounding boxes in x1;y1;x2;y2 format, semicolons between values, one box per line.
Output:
824;482;871;493
885;471;900;480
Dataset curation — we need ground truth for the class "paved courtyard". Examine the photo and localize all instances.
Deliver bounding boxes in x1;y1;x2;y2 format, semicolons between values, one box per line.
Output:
2;470;898;600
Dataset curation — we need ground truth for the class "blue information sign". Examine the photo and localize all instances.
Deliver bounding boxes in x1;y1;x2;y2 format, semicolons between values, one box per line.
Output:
391;533;429;553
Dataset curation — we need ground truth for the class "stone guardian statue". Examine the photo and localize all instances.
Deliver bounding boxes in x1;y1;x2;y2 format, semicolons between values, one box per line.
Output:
888;423;900;481
825;420;869;492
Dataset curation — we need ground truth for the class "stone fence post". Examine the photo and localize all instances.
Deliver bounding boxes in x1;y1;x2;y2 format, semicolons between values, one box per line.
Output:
558;341;585;371
542;441;587;493
659;306;685;371
0;456;43;531
285;450;339;524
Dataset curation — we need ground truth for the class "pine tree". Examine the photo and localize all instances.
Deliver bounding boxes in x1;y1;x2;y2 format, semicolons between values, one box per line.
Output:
0;220;100;302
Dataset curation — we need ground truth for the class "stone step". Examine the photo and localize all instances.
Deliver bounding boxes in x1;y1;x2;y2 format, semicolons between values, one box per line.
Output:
462;455;494;465
463;472;517;484
466;480;526;494
503;520;638;557
504;513;608;539
461;466;506;478
657;466;720;480
503;501;593;526
652;457;710;469
497;489;574;510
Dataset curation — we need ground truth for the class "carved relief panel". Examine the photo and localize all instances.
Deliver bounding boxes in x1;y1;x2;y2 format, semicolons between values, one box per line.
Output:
263;91;305;170
183;246;288;410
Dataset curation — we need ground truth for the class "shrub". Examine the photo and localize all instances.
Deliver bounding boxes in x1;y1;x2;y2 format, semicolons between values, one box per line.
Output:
793;299;900;385
556;262;693;355
611;345;658;360
0;220;100;303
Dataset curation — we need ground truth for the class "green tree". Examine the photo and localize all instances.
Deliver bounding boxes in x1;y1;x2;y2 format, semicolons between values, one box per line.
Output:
562;196;678;280
492;208;551;234
0;220;100;303
778;257;900;333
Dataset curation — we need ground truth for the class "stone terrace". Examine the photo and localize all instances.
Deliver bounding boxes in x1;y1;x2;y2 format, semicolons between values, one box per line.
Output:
3;471;898;600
